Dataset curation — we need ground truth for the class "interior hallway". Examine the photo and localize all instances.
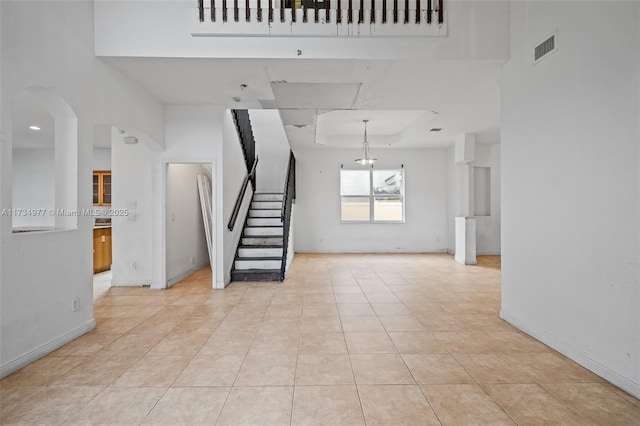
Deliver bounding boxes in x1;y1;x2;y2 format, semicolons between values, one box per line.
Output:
1;254;639;425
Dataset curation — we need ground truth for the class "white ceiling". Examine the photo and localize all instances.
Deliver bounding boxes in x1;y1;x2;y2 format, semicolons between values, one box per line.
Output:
102;57;503;149
315;109;437;148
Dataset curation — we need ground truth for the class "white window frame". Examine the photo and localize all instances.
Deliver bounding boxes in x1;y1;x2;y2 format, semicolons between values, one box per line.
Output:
340;169;405;224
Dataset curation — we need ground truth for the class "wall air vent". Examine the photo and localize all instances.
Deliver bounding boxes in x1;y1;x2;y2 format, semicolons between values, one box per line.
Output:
534;32;557;63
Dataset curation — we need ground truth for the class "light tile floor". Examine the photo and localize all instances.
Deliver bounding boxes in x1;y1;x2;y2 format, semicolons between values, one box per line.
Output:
2;254;639;425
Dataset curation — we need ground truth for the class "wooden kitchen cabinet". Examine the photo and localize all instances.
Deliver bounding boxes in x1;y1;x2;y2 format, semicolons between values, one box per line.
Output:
93;227;112;274
93;171;111;206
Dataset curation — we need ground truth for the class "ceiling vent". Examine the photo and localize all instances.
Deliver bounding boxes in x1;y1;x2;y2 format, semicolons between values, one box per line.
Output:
534;32;557;63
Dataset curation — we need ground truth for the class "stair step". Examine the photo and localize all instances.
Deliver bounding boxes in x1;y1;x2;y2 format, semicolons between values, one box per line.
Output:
253;193;284;202
251;201;282;209
244;226;283;236
231;269;282;282
235;258;282;270
247;217;282;227
249;209;281;218
242;237;284;246
238;247;284;257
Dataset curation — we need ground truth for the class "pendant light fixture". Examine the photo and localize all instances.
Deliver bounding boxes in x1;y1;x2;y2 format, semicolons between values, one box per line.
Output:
355;119;377;166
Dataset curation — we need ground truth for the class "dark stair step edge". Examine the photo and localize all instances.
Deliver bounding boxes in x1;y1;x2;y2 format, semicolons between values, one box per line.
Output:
231;269;282;282
235;256;283;261
244;225;283;228
239;244;284;249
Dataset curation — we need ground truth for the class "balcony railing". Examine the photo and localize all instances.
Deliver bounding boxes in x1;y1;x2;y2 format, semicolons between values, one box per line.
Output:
193;0;445;37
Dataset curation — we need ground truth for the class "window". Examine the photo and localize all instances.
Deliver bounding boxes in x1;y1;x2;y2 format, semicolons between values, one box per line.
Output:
340;169;404;223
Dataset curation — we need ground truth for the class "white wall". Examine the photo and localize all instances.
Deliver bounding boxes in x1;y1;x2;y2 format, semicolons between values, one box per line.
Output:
157;105;224;289
166;163;210;285
0;1;164;378
294;148;449;252
501;1;639;397
11;149;55;229
223;110;253;284
92;148;111;170
251;109;291;193
111;129;154;286
94;1;509;60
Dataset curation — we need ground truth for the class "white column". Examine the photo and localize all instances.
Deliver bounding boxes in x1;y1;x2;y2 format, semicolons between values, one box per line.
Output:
454;133;477;265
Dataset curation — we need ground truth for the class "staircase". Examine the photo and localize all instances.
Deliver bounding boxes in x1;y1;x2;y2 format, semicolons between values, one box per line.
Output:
231;193;285;281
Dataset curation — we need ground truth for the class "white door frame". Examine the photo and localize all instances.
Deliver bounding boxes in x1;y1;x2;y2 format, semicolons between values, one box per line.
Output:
156;157;222;290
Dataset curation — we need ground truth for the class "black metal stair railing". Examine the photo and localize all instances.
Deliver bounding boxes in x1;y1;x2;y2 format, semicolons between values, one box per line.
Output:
280;150;296;281
231;109;256;189
198;0;444;25
228;109;257;232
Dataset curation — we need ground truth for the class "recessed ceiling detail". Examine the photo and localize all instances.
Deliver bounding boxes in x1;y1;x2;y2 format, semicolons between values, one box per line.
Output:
271;82;362;110
315;109;436;147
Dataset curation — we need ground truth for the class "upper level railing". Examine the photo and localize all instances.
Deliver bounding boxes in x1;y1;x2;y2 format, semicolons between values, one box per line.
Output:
193;0;445;37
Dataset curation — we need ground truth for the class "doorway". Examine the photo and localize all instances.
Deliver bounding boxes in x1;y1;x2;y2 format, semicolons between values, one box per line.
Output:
165;163;215;288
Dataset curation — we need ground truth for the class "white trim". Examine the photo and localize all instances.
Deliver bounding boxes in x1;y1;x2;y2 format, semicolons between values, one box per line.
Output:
0;319;96;379
500;309;640;399
110;279;151;287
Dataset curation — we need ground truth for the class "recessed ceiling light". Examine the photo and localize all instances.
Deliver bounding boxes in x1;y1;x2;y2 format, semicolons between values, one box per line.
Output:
430;128;442;132
29;125;41;131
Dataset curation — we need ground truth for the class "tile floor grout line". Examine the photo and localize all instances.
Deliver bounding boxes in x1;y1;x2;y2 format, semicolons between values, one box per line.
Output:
289;304;303;426
5;255;638;424
415;384;445;425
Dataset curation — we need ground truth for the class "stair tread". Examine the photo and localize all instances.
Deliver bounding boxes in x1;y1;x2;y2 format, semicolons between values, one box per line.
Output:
245;225;283;228
242;236;284;239
239;244;284;249
235;256;282;261
230;269;282;282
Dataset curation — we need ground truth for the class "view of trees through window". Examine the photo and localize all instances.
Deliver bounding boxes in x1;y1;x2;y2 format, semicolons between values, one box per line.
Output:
340;169;404;223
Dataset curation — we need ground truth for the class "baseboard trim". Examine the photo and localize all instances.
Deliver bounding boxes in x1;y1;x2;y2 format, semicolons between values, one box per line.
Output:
0;318;96;379
294;249;450;254
110;279;150;287
500;309;640;399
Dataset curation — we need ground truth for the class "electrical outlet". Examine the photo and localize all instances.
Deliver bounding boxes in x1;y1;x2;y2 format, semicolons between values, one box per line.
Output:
129;261;137;270
72;298;80;312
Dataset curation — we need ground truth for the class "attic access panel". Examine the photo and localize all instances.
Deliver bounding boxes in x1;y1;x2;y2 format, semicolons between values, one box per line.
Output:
271;82;361;110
